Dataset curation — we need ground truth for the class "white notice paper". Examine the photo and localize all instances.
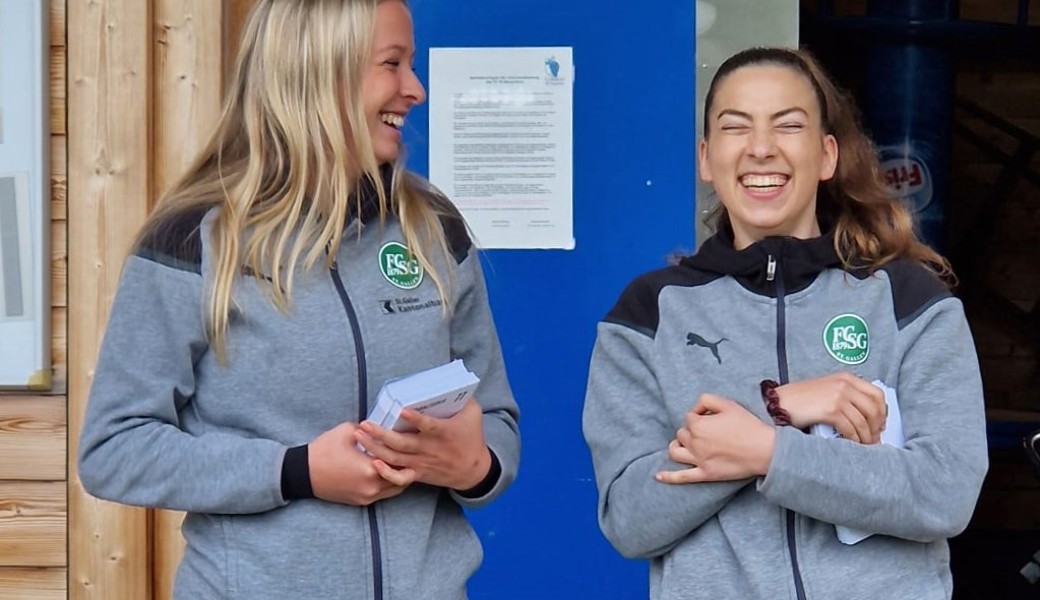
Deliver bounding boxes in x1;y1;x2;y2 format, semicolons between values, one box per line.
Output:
429;47;574;249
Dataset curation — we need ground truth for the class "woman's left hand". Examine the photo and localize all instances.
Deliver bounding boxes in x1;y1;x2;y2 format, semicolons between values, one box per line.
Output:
656;394;776;484
355;398;492;491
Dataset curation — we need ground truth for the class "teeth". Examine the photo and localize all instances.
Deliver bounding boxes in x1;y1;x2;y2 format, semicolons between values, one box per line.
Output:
740;174;787;188
380;113;404;128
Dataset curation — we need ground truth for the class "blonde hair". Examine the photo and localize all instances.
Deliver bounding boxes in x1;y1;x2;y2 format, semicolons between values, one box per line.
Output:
136;0;455;363
703;47;953;284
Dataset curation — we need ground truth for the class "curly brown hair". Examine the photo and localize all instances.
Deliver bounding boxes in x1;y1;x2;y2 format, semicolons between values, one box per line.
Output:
703;47;953;285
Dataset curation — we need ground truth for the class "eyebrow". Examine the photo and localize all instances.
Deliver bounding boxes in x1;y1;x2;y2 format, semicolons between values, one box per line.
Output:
716;107;810;121
374;43;413;55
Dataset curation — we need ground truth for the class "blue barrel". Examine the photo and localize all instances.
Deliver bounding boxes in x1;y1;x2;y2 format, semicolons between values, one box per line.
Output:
863;0;954;250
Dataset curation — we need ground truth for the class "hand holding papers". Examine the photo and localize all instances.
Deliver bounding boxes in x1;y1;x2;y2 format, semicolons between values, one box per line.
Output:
811;380;904;545
367;359;480;433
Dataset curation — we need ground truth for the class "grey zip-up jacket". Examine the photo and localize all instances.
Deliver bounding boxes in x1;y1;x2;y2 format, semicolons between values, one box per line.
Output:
583;227;987;600
78;182;520;600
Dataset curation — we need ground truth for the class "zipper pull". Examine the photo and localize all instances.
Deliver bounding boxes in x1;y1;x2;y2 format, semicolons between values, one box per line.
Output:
766;255;776;282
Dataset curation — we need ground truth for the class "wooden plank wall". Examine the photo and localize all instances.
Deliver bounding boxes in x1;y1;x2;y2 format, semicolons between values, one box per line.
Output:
67;0;153;597
62;1;254;599
0;2;68;598
62;0;239;594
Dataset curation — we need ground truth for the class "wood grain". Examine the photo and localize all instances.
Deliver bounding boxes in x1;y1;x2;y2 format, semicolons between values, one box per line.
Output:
50;49;66;136
0;398;65;481
50;1;65;47
0;568;66;600
0;482;66;567
67;0;153;597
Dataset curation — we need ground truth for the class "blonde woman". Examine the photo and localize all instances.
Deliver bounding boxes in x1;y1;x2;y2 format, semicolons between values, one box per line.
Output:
77;1;520;598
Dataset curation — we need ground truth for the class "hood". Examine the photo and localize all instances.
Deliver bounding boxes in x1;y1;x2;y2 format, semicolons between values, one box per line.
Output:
351;162;396;226
680;224;844;296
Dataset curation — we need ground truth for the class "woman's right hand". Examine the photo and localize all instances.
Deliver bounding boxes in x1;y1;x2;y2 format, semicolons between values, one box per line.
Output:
775;373;886;444
308;422;414;506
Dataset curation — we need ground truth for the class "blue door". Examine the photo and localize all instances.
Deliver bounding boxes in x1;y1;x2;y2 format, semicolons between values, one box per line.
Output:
406;2;696;596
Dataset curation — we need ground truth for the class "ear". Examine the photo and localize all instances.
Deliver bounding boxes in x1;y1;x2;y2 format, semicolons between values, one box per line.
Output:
819;134;838;181
698;138;713;183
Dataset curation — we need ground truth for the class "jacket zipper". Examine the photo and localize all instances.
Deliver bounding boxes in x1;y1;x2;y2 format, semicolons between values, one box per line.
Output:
330;260;384;600
767;253;807;600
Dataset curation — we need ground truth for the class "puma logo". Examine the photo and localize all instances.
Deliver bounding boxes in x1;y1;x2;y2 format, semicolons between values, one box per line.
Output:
687;332;727;364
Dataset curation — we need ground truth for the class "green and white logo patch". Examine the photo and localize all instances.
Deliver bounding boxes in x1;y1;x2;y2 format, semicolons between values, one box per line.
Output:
823;313;869;365
378;241;424;290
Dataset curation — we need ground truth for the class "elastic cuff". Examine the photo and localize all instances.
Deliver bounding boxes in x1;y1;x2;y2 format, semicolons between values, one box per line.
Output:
455;448;501;498
280;445;315;501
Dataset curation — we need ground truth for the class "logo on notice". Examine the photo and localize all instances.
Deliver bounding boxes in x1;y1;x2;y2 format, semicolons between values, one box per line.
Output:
545;56;560;79
823;313;869;365
378;241;424;290
687;332;727;364
543;55;565;85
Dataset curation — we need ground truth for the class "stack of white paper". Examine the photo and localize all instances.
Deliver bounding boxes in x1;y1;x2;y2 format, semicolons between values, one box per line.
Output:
367;359;480;433
811;379;904;545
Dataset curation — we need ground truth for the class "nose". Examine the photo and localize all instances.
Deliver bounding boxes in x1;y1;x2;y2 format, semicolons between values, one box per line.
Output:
746;125;776;159
402;67;426;106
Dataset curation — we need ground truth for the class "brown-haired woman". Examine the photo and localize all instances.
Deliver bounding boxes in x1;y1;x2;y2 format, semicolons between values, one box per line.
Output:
583;47;985;599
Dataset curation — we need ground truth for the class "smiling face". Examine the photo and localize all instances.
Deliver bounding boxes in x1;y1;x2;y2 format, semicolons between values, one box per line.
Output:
699;64;838;249
361;0;426;164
